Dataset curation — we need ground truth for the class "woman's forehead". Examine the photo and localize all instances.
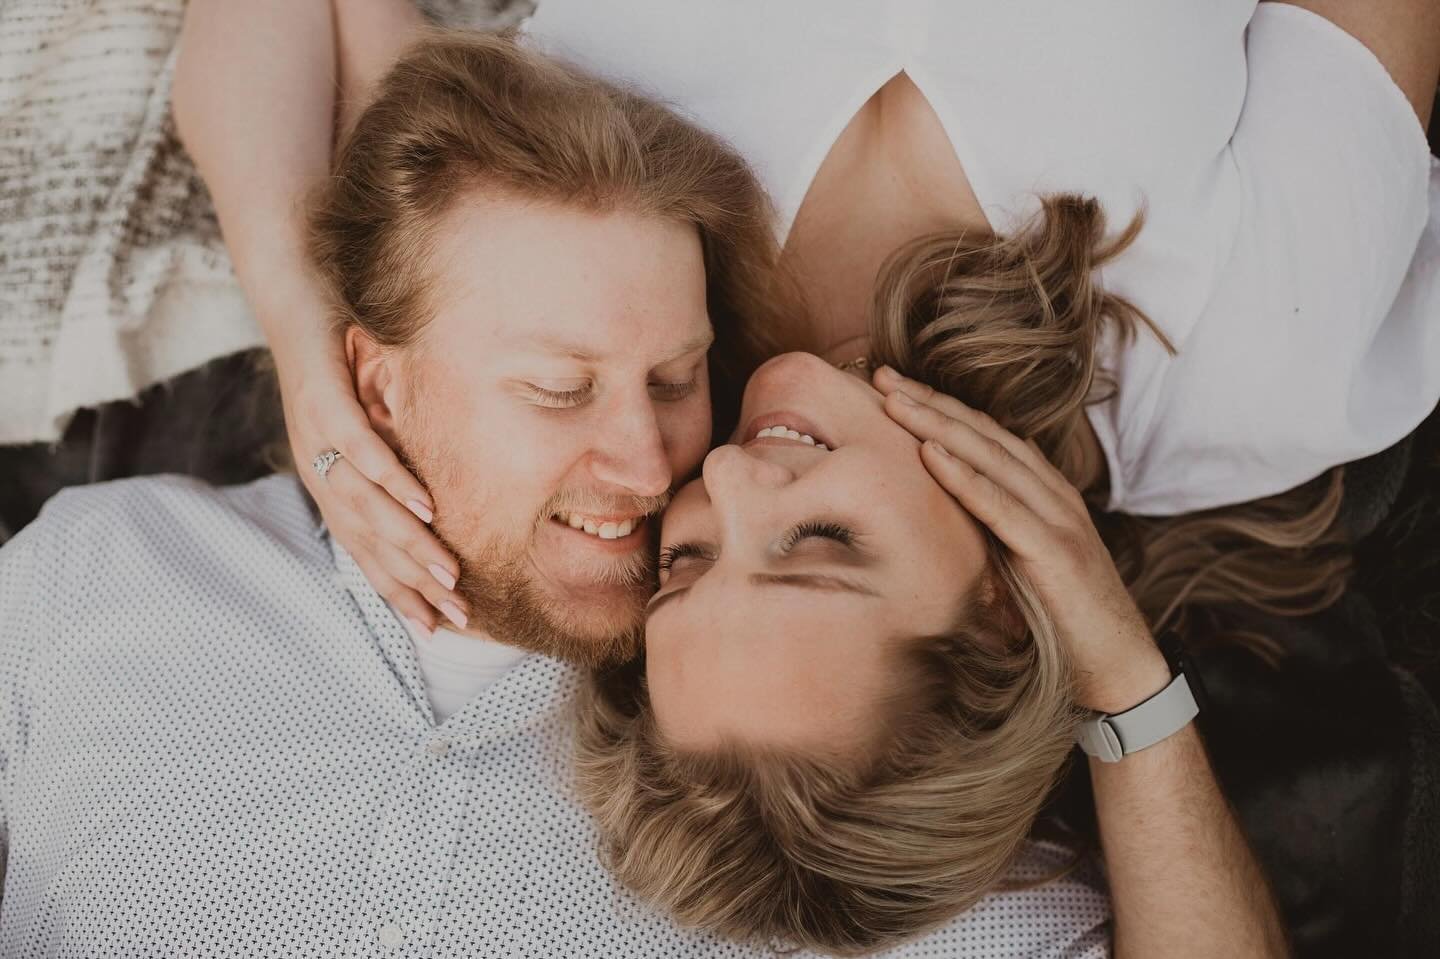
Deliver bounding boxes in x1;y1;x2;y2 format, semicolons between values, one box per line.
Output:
646;590;902;752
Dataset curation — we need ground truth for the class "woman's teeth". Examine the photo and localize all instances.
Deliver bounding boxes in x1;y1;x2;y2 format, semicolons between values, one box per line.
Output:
753;425;829;450
554;512;638;540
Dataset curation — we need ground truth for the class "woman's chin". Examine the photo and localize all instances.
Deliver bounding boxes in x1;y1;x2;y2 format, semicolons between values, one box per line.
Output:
733;352;863;443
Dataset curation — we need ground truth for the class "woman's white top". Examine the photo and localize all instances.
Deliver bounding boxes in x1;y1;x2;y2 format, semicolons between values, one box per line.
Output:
523;1;1438;516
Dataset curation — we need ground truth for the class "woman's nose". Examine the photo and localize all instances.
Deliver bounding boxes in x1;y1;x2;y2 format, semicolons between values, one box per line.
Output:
701;444;796;502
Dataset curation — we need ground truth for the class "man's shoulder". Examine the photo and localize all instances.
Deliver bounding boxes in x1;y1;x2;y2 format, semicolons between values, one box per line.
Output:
22;473;324;571
884;840;1110;957
36;469;313;538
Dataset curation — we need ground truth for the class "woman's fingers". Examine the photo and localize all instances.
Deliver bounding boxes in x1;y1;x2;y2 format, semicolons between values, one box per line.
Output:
874;365;1060;481
326;398;435;523
322;456;460;589
875;372;1158;692
885;390;1074;527
917;439;1057;558
347;543;439;637
374;541;469;631
273;330;454;634
872;364;960;415
285;368;454;583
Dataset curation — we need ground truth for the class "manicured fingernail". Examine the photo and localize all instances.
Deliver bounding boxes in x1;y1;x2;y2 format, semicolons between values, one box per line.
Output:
407;499;434;524
440;601;468;630
405;617;432;641
428;564;456;591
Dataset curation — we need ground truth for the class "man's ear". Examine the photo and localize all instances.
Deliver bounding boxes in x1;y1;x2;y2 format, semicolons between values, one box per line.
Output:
346;325;404;445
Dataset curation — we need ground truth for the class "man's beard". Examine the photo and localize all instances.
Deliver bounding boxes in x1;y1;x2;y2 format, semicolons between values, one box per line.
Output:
396;422;666;669
449;524;656;670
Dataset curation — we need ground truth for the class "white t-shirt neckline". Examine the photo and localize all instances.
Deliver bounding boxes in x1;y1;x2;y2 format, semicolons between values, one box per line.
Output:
393;611;531;724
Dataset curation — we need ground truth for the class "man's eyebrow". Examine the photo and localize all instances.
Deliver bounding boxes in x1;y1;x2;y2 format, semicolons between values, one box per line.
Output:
644;572;882;622
517;329;714;363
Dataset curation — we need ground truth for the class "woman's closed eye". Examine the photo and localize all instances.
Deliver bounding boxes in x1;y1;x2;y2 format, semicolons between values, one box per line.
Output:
780;520;856;551
658;541;711;574
658;520;860;576
650;519;879;617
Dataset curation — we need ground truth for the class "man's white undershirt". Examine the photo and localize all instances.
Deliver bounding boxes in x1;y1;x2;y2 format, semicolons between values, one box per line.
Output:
394;610;531;723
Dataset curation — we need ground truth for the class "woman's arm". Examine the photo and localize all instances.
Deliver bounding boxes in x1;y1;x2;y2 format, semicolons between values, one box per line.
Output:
874;365;1289;959
1085;657;1290;957
171;0;462;632
172;0;427;353
172;0;337;333
333;0;432;141
1075;13;1437;942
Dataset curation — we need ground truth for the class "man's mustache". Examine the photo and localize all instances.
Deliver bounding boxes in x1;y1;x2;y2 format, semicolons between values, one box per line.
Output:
536;489;673;528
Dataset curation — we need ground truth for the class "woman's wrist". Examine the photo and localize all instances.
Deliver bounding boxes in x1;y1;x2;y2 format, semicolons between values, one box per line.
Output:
1076;640;1173;715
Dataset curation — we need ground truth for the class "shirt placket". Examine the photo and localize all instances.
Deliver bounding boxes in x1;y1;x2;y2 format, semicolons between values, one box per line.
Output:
332;539;466;955
347;728;475;957
330;538;567;956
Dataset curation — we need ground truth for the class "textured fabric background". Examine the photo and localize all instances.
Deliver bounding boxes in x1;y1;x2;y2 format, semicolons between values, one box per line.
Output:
0;0;529;446
0;0;255;444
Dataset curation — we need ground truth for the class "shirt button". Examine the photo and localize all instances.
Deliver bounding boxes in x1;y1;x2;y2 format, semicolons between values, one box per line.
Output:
426;739;451;757
377;922;405;948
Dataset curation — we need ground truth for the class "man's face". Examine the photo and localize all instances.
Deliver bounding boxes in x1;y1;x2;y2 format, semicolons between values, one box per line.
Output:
374;192;714;666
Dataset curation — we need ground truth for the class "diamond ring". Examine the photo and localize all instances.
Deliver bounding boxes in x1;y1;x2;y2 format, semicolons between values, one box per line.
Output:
312;449;343;480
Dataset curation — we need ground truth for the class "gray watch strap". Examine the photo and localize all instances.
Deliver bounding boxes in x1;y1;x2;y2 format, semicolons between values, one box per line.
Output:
1076;671;1199;763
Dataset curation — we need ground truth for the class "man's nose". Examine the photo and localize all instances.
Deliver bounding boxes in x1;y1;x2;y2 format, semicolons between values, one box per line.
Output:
701;445;797;504
588;395;672;498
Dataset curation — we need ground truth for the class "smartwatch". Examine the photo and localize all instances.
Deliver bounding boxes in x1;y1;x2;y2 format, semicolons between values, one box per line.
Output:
1076;637;1200;763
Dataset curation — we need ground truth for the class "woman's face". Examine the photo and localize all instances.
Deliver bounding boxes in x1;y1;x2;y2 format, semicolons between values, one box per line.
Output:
644;352;990;754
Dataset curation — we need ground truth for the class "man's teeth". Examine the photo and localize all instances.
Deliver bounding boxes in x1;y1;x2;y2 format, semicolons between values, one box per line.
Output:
555;512;638;540
754;425;829;450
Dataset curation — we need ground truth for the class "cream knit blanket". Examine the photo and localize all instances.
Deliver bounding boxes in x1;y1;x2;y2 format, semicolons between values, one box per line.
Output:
0;0;528;446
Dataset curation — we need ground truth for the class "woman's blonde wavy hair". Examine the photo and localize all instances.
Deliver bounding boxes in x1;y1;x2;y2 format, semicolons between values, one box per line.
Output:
577;196;1352;955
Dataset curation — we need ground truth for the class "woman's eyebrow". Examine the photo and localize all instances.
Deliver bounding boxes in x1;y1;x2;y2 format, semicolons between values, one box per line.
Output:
748;572;882;596
645;528;880;621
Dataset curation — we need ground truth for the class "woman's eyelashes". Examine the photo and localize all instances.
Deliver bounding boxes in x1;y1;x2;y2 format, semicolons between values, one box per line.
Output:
658;541;710;574
658;521;859;576
781;520;856;551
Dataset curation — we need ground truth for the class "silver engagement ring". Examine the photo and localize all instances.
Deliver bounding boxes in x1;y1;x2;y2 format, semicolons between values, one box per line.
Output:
312;448;343;480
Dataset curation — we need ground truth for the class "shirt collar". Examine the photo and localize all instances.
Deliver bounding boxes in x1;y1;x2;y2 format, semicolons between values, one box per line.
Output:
326;533;583;746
